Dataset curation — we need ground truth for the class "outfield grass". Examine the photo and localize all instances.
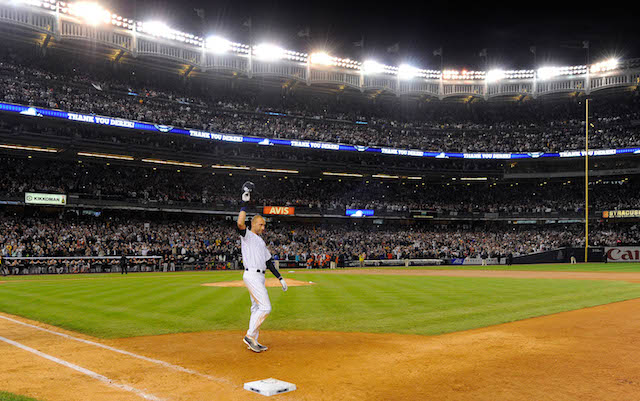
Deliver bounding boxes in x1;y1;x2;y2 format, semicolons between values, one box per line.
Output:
2;269;640;339
0;392;41;401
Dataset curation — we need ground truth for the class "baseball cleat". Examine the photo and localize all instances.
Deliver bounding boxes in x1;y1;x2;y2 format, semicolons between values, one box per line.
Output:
243;336;262;353
256;342;268;351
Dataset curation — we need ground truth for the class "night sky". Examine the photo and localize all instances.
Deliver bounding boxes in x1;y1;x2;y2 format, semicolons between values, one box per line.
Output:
105;0;638;71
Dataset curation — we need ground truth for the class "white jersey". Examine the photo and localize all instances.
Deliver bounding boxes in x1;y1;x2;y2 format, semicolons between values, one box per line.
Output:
241;229;272;269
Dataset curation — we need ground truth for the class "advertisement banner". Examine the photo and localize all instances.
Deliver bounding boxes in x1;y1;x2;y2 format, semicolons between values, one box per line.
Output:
25;192;67;206
263;206;295;215
603;210;640;218
345;209;374;217
605;247;640;262
449;257;506;265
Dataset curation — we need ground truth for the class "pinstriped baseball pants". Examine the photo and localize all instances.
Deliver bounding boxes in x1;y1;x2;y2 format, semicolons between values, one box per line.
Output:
243;271;271;340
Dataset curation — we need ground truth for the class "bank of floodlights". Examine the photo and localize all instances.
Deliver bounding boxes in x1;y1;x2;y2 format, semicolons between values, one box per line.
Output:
591;58;619;73
442;70;485;80
398;64;420;80
309;52;334;66
487;69;535;82
537;65;588;80
137;21;202;46
67;2;110;25
206;36;250;55
6;1;626;83
361;60;398;75
253;43;306;62
504;70;535;79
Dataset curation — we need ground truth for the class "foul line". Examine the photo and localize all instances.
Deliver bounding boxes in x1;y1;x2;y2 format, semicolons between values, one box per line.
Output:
0;314;232;386
0;335;166;401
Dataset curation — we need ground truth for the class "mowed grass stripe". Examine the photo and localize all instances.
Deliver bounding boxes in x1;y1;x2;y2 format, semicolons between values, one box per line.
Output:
400;285;634;334
1;272;640;338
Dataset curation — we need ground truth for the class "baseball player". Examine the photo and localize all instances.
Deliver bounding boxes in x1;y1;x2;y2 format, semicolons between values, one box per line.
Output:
238;181;287;353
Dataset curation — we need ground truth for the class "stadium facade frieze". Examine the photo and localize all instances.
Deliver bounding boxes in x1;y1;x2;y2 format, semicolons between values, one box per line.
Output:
1;1;639;100
2;101;639;161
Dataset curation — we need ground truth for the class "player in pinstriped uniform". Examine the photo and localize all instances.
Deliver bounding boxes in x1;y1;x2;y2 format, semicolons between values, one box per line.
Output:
238;182;288;353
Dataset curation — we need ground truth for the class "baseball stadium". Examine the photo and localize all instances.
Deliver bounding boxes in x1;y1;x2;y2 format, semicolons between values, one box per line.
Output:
1;1;640;400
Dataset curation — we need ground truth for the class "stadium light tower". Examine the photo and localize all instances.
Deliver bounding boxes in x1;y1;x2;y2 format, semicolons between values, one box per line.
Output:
590;58;619;73
309;52;334;66
68;2;111;26
536;66;558;81
253;43;285;61
486;69;506;83
398;64;419;80
362;60;384;75
141;21;170;37
206;36;232;54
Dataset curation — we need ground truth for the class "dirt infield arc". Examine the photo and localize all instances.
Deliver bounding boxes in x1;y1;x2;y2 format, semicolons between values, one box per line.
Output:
0;270;639;401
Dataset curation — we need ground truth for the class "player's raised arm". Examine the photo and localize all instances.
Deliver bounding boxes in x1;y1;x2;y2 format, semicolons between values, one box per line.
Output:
237;209;247;231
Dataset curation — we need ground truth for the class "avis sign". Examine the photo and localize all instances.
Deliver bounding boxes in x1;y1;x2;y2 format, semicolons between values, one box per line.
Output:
605;247;640;263
263;206;295;215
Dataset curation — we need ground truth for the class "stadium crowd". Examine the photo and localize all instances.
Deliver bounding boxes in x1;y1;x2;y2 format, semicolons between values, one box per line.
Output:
1;156;639;214
1;50;639;276
1;51;639;153
1;213;638;275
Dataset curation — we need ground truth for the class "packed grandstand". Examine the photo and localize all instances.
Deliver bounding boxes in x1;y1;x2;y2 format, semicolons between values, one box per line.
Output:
1;2;639;273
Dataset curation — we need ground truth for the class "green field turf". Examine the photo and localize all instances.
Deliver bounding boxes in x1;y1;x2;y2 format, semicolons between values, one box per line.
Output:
0;392;41;401
2;268;640;339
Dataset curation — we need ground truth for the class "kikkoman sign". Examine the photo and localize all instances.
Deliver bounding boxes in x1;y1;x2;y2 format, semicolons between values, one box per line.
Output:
25;192;67;206
263;206;295;215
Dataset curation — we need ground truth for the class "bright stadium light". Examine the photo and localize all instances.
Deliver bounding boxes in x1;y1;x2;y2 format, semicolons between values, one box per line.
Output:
141;21;170;37
68;2;112;26
537;66;559;80
486;69;506;83
398;64;420;80
309;52;334;66
362;60;384;75
253;43;286;61
591;58;619;73
206;36;232;54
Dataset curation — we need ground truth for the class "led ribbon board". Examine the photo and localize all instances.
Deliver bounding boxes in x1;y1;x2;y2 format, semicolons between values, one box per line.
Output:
1;102;638;160
346;209;374;217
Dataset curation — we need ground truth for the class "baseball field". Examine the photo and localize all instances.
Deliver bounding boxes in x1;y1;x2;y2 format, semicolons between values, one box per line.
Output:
1;264;640;400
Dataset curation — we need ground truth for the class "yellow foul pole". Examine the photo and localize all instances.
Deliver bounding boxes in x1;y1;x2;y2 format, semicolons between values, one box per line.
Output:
585;99;589;263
